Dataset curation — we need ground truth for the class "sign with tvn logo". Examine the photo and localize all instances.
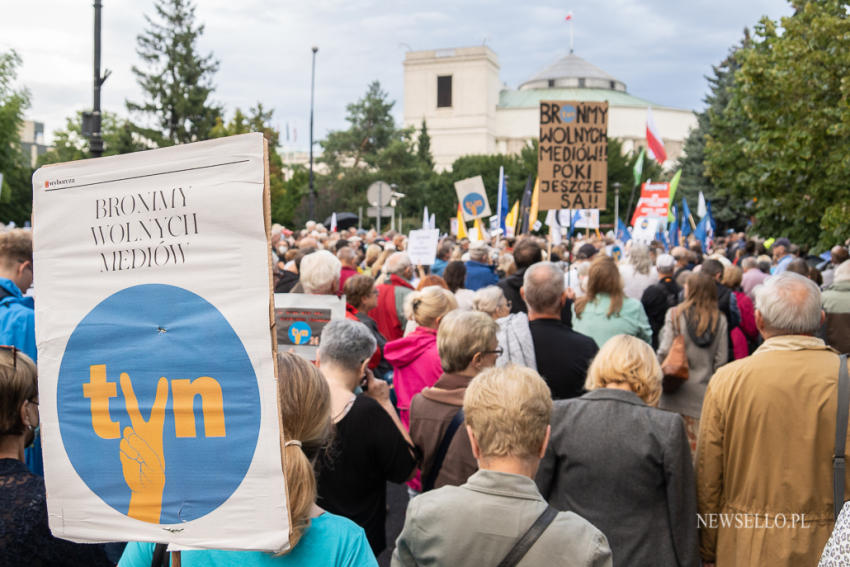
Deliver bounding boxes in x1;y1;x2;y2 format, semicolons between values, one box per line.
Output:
31;134;290;552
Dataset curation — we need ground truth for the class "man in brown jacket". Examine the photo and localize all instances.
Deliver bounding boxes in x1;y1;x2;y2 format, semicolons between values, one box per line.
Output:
697;272;846;566
409;310;499;490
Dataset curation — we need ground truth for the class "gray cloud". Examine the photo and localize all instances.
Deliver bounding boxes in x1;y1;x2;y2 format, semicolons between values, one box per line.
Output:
2;0;791;148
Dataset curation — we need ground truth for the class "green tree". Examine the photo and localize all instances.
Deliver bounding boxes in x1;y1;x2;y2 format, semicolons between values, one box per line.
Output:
127;0;222;146
417;120;434;170
209;103;295;225
320;80;397;171
707;1;850;246
314;81;435;226
689;31;754;231
0;50;32;224
38;111;147;165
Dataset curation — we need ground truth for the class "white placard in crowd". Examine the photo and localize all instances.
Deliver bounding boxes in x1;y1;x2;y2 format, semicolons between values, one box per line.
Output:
573;209;600;229
274;293;346;362
454;175;492;221
632;216;661;243
31;134;289;552
407;228;440;266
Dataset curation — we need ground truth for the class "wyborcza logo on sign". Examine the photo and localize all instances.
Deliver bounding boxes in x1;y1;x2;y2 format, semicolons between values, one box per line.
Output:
44;177;76;189
462;192;486;217
57;284;260;524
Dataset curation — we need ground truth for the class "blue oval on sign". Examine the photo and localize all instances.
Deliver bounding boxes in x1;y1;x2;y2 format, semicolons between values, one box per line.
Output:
288;321;312;345
462;192;486;217
57;284;260;524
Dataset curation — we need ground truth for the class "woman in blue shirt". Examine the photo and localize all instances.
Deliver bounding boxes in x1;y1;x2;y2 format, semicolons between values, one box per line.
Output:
119;353;377;567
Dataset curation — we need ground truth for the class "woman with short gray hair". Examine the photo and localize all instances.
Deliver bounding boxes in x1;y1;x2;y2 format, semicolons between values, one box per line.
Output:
471;286;510;320
315;320;418;555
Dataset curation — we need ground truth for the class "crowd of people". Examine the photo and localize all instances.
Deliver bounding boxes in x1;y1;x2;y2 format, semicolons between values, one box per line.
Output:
2;219;850;566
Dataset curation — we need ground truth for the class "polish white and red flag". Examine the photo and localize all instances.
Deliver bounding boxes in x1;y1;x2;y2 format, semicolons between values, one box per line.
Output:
646;107;667;164
565;11;573;21
330;212;338;232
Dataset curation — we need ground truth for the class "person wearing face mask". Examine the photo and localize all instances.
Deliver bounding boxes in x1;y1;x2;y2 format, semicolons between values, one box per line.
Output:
0;347;112;566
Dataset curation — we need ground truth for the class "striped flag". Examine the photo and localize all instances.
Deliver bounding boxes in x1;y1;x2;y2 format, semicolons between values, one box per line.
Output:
456;204;467;239
646;107;667;163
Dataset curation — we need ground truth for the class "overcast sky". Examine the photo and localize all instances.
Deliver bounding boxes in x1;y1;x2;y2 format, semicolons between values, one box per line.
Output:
3;0;793;149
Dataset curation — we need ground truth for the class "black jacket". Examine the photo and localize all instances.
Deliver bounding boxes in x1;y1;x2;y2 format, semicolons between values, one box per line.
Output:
641;277;681;349
497;266;572;326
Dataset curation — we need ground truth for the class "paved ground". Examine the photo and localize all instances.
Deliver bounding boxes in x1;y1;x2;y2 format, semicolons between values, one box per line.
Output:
377;481;410;566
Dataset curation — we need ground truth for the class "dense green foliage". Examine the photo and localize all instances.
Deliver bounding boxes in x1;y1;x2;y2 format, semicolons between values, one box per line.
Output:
0;50;32;224
702;1;850;246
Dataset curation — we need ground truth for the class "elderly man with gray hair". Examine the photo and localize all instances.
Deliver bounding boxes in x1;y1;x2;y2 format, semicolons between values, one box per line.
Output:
370;252;415;341
298;249;341;294
697;272;848;566
315;319;418;555
497;262;598;399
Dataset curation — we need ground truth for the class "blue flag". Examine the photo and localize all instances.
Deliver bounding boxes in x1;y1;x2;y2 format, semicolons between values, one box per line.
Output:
567;210;582;238
616;218;631;243
669;205;680;247
681;197;693;237
498;167;509;234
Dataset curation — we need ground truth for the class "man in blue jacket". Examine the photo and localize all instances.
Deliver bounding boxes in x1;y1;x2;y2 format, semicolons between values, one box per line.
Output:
0;229;35;361
464;243;498;291
0;229;40;475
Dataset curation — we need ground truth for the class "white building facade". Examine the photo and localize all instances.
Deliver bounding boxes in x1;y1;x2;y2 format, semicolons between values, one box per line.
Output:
403;46;697;171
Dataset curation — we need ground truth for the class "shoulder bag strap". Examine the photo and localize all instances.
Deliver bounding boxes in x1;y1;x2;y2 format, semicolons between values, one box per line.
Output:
422;408;464;492
151;543;169;567
496;505;559;567
834;354;849;521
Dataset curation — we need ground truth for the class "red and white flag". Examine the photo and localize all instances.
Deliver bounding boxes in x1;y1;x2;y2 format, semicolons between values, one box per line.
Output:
646;107;667;164
565;11;573;21
330;212;338;232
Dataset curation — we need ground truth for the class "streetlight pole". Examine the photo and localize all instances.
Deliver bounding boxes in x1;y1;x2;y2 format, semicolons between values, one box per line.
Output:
308;46;318;221
84;0;110;157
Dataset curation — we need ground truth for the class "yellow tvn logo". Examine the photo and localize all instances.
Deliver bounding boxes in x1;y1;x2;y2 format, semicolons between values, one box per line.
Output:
82;364;226;523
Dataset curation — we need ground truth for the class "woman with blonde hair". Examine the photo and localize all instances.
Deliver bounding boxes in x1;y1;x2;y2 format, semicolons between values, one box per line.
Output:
572;255;652;347
537;335;698;567
409;310;501;492
120;353;377;565
657;271;728;452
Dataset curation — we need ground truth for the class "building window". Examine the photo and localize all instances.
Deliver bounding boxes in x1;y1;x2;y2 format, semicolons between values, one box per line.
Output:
548;79;555;87
610;80;616;89
578;78;586;88
437;75;452;108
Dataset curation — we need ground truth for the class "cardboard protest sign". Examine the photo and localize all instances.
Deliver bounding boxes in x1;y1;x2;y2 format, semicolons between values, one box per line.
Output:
31;133;289;552
630;182;670;225
632;216;661;244
274;294;345;361
538;101;608;211
407;228;440;266
454;175;492;221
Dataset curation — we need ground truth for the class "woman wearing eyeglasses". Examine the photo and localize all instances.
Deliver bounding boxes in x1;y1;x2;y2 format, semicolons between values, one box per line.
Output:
408;311;501;492
0;347;111;566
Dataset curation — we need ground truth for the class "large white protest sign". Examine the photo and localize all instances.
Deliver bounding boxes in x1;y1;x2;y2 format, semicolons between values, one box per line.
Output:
632;216;661;244
31;133;289;552
407;228;440;266
454;175;492;221
274;293;345;361
573;209;600;229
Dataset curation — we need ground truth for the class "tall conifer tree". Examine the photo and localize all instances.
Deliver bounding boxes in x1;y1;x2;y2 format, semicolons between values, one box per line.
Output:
127;0;222;146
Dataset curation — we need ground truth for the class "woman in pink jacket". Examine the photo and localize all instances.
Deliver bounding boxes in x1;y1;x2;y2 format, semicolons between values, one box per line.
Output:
384;286;458;430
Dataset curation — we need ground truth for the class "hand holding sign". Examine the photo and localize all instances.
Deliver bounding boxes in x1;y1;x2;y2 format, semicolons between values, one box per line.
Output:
119;374;168;524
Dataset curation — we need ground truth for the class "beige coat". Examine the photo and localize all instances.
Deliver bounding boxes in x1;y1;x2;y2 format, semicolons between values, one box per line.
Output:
697;335;845;566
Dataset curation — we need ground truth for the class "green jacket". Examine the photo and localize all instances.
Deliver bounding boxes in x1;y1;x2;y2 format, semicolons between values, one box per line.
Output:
571;294;653;348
